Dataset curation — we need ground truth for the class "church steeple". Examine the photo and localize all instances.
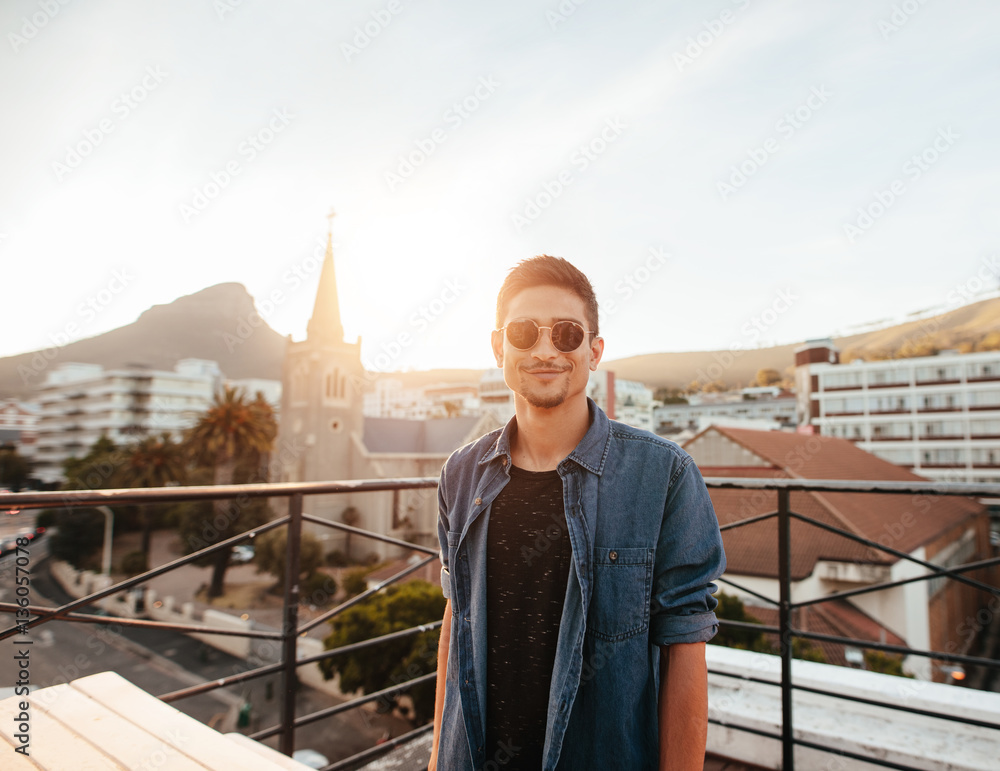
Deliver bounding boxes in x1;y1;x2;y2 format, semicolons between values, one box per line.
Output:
307;211;346;344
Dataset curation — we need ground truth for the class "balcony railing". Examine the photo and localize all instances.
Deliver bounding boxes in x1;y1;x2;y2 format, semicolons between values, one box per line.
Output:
1;477;999;771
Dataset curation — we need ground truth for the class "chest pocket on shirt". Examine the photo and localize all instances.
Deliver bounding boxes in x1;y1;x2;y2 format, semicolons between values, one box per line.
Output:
587;546;654;642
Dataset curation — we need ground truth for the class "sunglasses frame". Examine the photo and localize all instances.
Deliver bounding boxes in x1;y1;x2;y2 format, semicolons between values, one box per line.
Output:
497;319;597;353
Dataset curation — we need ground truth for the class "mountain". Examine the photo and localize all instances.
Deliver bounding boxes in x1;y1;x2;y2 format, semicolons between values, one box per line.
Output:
607;296;1000;389
0;284;287;399
3;286;998;401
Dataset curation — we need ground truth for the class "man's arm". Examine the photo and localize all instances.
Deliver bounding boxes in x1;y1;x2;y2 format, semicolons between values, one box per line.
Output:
657;642;708;771
428;599;452;771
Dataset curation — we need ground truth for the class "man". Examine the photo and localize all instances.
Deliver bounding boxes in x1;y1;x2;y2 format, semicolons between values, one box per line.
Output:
429;256;725;770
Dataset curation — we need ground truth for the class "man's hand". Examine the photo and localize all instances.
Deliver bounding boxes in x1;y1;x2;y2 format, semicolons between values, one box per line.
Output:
429;599;452;771
657;642;708;771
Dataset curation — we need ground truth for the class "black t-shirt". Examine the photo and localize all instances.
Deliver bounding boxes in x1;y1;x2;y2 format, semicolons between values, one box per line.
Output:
485;465;571;770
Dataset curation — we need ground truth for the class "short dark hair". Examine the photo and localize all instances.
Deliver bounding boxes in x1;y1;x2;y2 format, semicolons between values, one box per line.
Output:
495;255;599;335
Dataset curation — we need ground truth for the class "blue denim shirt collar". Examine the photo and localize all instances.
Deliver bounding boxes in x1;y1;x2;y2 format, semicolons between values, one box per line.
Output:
476;398;611;476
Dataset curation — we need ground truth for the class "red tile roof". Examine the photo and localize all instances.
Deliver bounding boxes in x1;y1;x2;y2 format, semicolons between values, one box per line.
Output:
744;599;907;666
686;426;983;580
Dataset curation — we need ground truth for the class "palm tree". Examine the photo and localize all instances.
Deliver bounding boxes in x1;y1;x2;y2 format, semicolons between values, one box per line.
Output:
185;386;277;598
117;432;187;556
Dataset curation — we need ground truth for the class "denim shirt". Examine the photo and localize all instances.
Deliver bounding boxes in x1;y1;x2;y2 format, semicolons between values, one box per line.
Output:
437;400;726;770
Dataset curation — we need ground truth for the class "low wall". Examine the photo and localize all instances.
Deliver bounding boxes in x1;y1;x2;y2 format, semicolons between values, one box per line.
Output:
707;646;1000;771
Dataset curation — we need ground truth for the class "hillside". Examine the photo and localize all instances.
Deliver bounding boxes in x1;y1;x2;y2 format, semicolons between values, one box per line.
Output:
607;296;1000;390
0;284;287;398
3;288;998;400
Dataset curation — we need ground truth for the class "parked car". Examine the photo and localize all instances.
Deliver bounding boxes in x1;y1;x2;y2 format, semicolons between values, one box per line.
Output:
0;487;19;516
230;545;255;564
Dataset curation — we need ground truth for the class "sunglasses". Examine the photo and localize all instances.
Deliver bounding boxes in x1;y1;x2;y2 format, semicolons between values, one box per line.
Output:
498;319;596;352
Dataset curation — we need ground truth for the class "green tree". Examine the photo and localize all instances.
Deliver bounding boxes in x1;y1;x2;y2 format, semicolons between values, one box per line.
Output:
185;387;277;597
47;507;106;569
175;491;273;580
0;445;32;490
342;567;371;599
713;592;771;652
254;529;324;589
62;435;122;490
116;432;186;557
864;650;912;677
713;592;827;663
321;580;446;725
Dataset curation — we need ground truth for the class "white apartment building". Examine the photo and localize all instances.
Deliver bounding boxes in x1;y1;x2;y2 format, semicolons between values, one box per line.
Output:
0;399;39;460
478;369;515;423
364;378;481;420
795;340;1000;483
587;371;655;431
654;388;797;437
33;359;224;484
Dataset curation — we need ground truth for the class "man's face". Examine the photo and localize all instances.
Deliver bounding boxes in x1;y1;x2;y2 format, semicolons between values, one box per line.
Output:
492;285;603;410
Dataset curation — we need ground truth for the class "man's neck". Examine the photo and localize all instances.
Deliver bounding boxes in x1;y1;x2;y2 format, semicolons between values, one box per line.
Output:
510;395;590;472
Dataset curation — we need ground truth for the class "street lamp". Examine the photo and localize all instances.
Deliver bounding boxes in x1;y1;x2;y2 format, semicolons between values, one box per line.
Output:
96;505;114;576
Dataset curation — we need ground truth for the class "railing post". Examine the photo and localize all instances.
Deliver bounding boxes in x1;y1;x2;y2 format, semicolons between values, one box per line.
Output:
777;488;794;771
279;493;303;756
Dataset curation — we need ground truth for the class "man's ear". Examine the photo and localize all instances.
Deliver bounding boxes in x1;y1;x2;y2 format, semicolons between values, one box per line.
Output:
589;336;605;371
491;329;504;367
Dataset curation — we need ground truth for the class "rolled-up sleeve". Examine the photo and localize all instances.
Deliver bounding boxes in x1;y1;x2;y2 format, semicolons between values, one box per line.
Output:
650;457;726;645
437;461;452;600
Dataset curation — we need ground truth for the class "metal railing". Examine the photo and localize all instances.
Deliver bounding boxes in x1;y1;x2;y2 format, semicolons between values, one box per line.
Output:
0;478;442;771
1;477;999;771
707;477;1000;771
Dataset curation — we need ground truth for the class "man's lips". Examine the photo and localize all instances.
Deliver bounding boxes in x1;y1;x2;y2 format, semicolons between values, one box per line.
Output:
522;366;570;380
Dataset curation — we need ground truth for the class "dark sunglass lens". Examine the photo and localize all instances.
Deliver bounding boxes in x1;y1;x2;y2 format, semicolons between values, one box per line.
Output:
506;320;540;349
551;322;585;352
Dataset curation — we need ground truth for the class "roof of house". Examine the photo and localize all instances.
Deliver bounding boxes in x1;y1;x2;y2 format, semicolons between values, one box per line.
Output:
744;599;907;667
362;415;483;454
686;426;984;581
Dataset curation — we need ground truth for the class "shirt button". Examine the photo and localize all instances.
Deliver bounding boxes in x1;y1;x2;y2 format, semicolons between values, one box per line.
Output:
475;497;482;505
609;550;618;562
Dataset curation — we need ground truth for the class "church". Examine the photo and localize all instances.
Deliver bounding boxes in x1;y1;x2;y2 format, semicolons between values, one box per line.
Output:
272;221;498;560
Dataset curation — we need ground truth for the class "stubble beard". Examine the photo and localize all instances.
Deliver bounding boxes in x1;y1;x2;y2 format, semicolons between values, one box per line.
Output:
517;371;570;409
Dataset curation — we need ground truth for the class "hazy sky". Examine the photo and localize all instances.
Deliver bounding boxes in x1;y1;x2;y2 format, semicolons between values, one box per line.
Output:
2;0;998;373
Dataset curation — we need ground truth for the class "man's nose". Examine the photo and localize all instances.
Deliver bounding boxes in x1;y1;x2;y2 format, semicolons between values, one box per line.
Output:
530;327;560;359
